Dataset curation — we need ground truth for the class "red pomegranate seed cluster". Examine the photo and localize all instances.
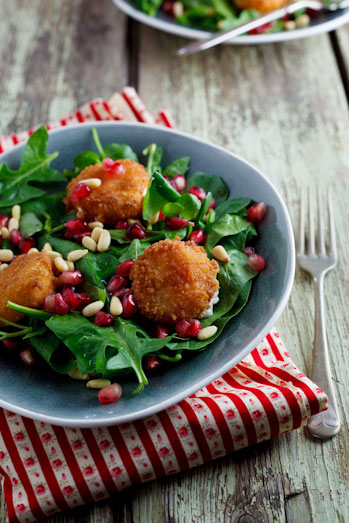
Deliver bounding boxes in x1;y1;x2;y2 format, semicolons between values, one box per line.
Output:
188;186;207;201
175;319;201;338
169;175;186;192
64;219;91;243
116;259;134;278
164;217;194;230
115;219;129;230
106;262;138;319
126;223;146;240
0;214;9;228
71;182;91;202
102;158;126;177
244;201;268;270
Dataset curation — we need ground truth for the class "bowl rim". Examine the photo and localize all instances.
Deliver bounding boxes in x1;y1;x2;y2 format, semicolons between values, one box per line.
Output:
0;121;295;427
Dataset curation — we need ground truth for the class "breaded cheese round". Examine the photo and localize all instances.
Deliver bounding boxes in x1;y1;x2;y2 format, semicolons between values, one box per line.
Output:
233;0;284;12
0;252;56;324
64;159;149;225
130;238;219;324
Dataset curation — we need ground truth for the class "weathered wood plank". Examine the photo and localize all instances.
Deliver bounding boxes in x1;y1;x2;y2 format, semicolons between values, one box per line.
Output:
336;25;349;88
0;0;128;136
137;28;349;523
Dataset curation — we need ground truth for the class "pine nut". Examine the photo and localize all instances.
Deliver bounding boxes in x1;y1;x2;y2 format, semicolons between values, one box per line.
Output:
46;250;62;259
128;219;142;225
67;249;88;262
91;226;103;242
0;264;8;272
82;236;97;252
197;325;218;341
173;1;184;17
295;13;310;28
54;257;69;272
11;205;21;221
8;218;18;232
43;242;53;252
68;369;90;380
88;221;104;229
82;300;104;317
212;245;230;263
86;379;111;389
284;20;296;31
27;248;39;254
83;178;102;189
148;212;160;225
0;249;14;262
1;227;9;239
66;260;75;270
97;229;111;252
110;296;123;316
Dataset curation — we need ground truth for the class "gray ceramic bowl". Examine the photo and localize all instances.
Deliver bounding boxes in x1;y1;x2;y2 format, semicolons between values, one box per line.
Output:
0;122;295;427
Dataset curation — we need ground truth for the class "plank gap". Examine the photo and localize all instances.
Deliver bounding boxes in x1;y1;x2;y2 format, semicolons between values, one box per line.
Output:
126;19;140;89
329;31;349;107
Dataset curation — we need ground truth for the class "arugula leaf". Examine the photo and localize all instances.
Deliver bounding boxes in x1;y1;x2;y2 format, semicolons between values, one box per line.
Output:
163;156;190;178
0;126;65;208
118;239;151;262
215;197;251;220
186;172;229;206
19;212;44;237
206;214;253;251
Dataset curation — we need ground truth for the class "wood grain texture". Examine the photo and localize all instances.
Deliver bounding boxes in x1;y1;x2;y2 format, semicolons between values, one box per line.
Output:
336;25;349;96
0;1;349;522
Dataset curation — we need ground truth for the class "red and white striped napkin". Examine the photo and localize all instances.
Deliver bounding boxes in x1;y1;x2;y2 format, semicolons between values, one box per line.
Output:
0;88;327;523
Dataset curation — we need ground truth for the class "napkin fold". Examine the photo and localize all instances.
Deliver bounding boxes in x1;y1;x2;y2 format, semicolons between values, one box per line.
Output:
0;89;327;523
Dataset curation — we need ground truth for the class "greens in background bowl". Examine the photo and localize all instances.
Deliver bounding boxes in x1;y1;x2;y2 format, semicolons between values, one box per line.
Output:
0;122;294;427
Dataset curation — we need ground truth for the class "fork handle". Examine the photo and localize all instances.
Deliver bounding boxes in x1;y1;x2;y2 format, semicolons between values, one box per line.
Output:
307;274;340;438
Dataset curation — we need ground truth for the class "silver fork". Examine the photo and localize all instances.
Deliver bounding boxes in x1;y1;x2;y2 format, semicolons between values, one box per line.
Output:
297;188;340;438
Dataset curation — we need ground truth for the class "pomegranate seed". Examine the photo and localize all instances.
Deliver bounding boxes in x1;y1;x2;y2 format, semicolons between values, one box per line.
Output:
248;253;266;271
3;339;18;350
244;246;256;257
155;324;172;339
158;210;165;221
189;229;206;245
71;183;91;202
247;202;267;223
208;197;216;210
77;293;92;310
143;356;162;371
170;175;186;192
103;158;126;177
20;348;35;366
116;259;134;278
164;217;194;230
19;237;36;254
10;229;23;247
0;215;9;228
94;311;115;327
121;294;137;318
161;0;175;15
72;231;91;243
115;219;129;230
55;293;69;315
126;223;146;240
62;287;84;311
188;186;207;201
248;22;274;34
107;275;127;293
61;271;84;285
175;319;201;338
65;219;89;233
44;294;57;313
98;383;122;404
114;287;132;299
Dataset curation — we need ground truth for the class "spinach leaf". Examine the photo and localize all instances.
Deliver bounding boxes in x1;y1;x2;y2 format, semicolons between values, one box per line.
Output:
206;214;253;251
118;239;152;262
215;197;251;220
0;126;65;208
19;212;44;237
143;171;180;220
162;193;201;220
134;0;163;16
30;332;76;374
186;172;229;206
103;144;138;162
163;156;190;178
74;151;100;171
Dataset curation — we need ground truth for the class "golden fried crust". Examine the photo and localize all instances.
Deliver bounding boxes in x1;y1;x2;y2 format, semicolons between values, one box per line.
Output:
233;0;284;12
130;239;219;324
0;252;56;324
64;160;150;224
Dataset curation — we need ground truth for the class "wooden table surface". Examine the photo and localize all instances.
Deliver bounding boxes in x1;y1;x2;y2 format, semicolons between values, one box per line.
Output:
0;1;348;522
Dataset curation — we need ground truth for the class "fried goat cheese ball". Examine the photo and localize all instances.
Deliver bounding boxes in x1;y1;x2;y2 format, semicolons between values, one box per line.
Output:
0;252;56;324
129;238;219;324
64;159;149;225
233;0;284;12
